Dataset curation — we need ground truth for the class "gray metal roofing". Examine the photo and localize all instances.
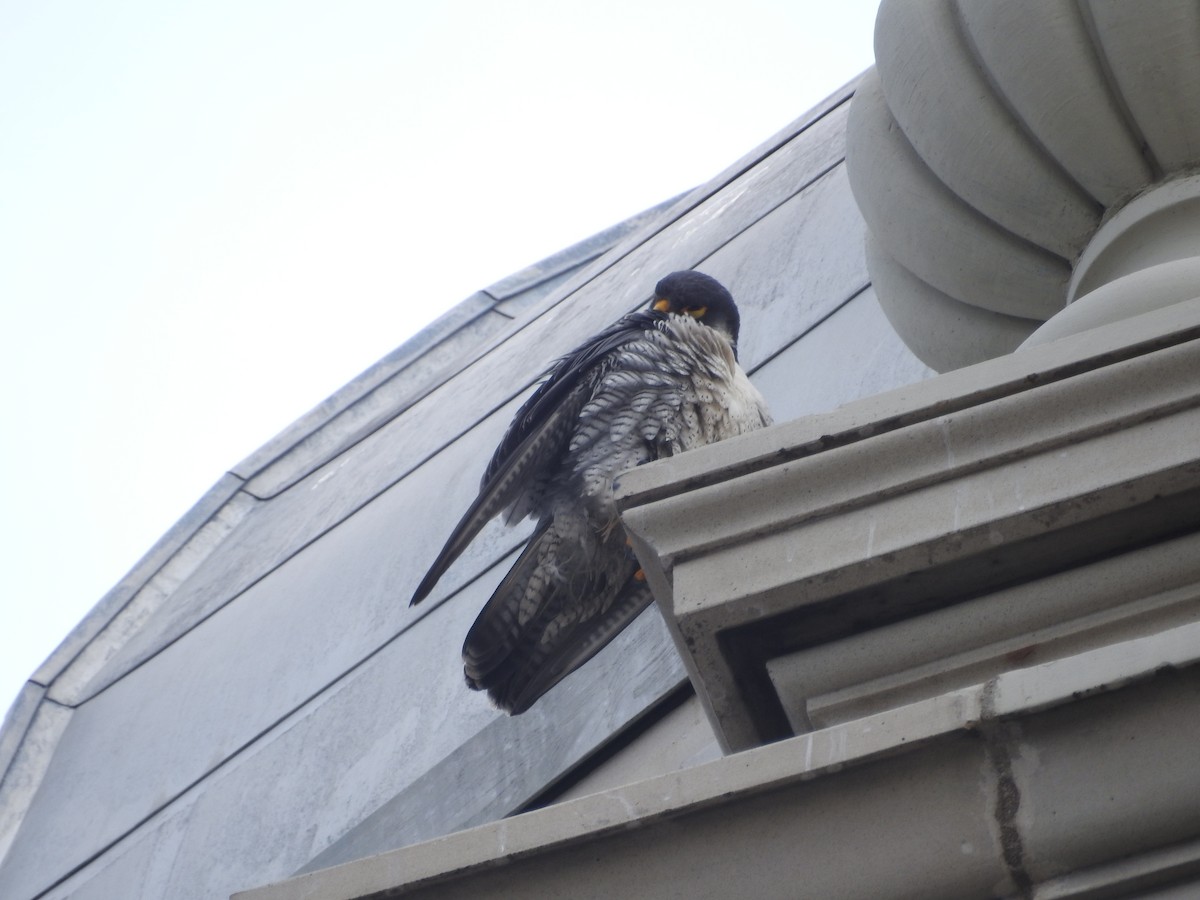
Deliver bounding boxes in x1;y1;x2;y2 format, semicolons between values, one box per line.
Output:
0;73;935;900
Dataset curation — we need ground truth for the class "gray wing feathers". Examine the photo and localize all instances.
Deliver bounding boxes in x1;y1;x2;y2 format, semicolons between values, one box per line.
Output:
414;303;772;714
410;314;658;607
462;334;700;711
462;517;651;715
409;381;591;605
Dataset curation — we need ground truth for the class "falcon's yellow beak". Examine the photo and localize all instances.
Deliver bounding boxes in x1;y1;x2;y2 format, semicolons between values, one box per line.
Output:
653;298;707;318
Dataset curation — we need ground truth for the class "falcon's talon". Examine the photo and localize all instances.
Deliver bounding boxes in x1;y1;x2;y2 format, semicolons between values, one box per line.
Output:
622;537;639;564
411;271;772;715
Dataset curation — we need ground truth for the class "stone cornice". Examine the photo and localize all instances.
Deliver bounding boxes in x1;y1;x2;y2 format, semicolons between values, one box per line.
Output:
617;297;1200;753
236;626;1200;900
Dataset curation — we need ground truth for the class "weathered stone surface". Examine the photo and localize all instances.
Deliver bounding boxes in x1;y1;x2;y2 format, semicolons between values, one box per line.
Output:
771;530;1200;730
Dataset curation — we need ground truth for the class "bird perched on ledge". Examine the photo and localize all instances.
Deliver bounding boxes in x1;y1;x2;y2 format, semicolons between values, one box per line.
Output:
411;270;772;714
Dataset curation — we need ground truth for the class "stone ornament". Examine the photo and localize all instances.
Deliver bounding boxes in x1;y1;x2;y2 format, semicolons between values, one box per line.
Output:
847;0;1200;371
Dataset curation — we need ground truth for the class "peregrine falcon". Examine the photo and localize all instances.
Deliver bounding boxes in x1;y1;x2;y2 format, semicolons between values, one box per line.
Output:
411;271;772;714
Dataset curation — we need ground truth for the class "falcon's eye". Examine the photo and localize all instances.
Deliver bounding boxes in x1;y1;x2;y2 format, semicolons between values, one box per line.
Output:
684;305;707;318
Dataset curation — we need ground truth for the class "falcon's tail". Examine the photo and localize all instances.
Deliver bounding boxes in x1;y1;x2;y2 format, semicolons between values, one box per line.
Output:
462;524;654;715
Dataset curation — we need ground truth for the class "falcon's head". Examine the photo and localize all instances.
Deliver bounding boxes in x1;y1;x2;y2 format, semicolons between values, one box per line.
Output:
651;270;741;354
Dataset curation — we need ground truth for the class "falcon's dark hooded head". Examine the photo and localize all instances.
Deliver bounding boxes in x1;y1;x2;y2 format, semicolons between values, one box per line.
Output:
651;270;741;355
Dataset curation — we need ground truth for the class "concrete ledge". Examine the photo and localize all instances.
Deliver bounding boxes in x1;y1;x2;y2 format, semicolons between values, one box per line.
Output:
614;296;1200;509
234;624;1200;900
617;297;1200;752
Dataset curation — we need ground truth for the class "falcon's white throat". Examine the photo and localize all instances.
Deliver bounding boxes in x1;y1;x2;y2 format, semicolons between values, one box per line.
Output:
661;313;772;449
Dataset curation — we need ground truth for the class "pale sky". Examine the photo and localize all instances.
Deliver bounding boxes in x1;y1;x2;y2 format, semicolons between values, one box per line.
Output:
0;1;878;719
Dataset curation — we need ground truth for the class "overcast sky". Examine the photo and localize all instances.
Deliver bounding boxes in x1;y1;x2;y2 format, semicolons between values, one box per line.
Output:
0;1;878;719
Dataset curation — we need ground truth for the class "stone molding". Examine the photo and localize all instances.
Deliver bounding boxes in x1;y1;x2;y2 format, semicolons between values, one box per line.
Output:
235;625;1200;900
617;297;1200;753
